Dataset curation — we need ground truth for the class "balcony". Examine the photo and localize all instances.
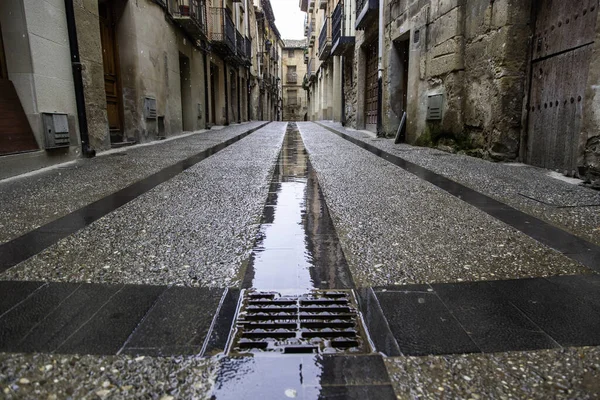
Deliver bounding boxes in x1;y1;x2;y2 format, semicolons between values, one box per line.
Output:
356;0;378;30
307;57;315;81
319;0;327;9
331;1;355;56
209;7;236;56
318;16;331;61
287;72;298;83
168;0;208;40
245;36;252;65
300;0;308;12
308;0;315;12
308;20;316;47
236;30;244;61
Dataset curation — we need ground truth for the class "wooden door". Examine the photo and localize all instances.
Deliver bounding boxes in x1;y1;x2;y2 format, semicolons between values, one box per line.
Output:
527;0;599;173
0;22;38;155
365;40;378;132
0;26;7;80
99;1;124;143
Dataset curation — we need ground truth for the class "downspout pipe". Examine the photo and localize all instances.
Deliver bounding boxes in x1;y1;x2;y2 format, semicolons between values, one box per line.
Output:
224;65;229;125
64;0;95;157
341;56;346;126
376;0;384;136
203;48;210;128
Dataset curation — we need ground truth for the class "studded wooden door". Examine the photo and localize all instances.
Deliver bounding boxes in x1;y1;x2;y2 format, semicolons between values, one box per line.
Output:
99;1;124;143
365;40;378;132
527;0;599;174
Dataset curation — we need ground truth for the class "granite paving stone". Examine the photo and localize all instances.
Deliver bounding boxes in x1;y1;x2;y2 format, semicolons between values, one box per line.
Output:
0;122;265;245
384;347;600;399
298;122;590;286
0;352;218;399
319;121;600;247
1;123;287;287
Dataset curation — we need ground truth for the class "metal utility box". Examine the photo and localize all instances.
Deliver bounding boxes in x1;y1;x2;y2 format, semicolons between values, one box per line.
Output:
42;113;70;149
426;94;443;120
144;97;157;119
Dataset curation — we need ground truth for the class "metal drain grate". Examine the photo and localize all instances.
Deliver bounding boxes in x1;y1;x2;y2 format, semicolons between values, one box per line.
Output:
229;290;370;354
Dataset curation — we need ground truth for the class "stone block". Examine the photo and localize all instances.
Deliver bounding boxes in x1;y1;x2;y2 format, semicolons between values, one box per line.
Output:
491;0;531;28
427;52;464;77
430;36;462;59
464;0;491;40
428;6;461;47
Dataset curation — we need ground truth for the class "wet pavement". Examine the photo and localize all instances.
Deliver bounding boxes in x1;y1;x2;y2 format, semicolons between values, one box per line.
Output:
1;121;600;398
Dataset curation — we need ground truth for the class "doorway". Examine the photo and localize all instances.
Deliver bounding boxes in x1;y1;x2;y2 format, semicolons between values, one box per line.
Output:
526;0;599;174
0;21;38;155
179;53;192;132
210;63;218;125
391;37;409;142
99;0;124;144
365;40;378;132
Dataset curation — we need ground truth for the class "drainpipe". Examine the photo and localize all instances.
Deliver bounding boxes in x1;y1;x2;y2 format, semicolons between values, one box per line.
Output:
341;56;346;126
64;0;95;157
203;48;210;127
237;74;241;123
376;0;384;136
224;64;229;125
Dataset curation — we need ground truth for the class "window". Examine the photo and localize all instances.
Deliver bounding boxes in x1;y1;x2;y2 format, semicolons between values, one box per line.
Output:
288;89;298;105
288;49;295;58
287;66;297;83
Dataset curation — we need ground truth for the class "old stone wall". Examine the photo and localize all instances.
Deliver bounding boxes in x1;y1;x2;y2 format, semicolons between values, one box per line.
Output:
282;46;308;121
381;0;531;160
74;0;110;151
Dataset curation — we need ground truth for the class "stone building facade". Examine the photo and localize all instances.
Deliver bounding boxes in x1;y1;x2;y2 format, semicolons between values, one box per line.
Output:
301;0;600;186
282;39;308;121
0;0;282;180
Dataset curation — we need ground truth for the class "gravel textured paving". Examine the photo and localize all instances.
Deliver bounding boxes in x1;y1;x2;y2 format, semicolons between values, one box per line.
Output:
1;123;287;287
298;122;590;286
0;353;217;399
385;347;600;399
319;121;600;247
0;122;265;245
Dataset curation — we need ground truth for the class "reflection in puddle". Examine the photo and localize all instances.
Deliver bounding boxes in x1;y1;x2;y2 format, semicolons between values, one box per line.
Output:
242;123;353;293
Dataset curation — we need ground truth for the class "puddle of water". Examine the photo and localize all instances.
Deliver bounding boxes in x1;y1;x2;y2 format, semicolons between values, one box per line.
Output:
242;123;353;294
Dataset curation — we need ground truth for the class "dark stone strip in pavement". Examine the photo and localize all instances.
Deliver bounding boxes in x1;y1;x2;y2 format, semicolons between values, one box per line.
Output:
372;274;600;356
0;281;224;356
0;280;45;317
201;288;241;356
0;122;270;273
315;122;600;273
121;286;223;356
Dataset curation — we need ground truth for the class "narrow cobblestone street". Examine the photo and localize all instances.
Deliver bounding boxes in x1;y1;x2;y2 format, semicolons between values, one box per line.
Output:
1;122;600;399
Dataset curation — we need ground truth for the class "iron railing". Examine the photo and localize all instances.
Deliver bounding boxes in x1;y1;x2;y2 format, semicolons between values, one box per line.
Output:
332;1;342;46
307;57;314;78
209;8;235;53
318;16;330;56
236;30;244;56
245;37;252;60
168;0;208;37
287;72;298;83
307;20;316;45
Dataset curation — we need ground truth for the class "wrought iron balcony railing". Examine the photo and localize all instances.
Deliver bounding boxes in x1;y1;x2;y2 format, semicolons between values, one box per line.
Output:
209;7;236;55
307;57;315;80
287;72;298;83
245;36;252;61
356;0;378;30
318;16;331;60
331;0;355;56
168;0;208;39
236;30;244;56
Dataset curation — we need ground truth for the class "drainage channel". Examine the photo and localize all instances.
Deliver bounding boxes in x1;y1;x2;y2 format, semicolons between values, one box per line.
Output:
210;123;395;399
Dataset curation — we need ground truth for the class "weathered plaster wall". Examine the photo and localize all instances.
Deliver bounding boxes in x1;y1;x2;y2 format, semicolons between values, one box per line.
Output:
582;8;600;186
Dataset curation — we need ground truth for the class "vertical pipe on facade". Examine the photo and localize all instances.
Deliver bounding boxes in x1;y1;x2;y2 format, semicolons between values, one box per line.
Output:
376;0;384;135
223;0;229;125
64;0;95;157
341;56;346;126
203;49;210;127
